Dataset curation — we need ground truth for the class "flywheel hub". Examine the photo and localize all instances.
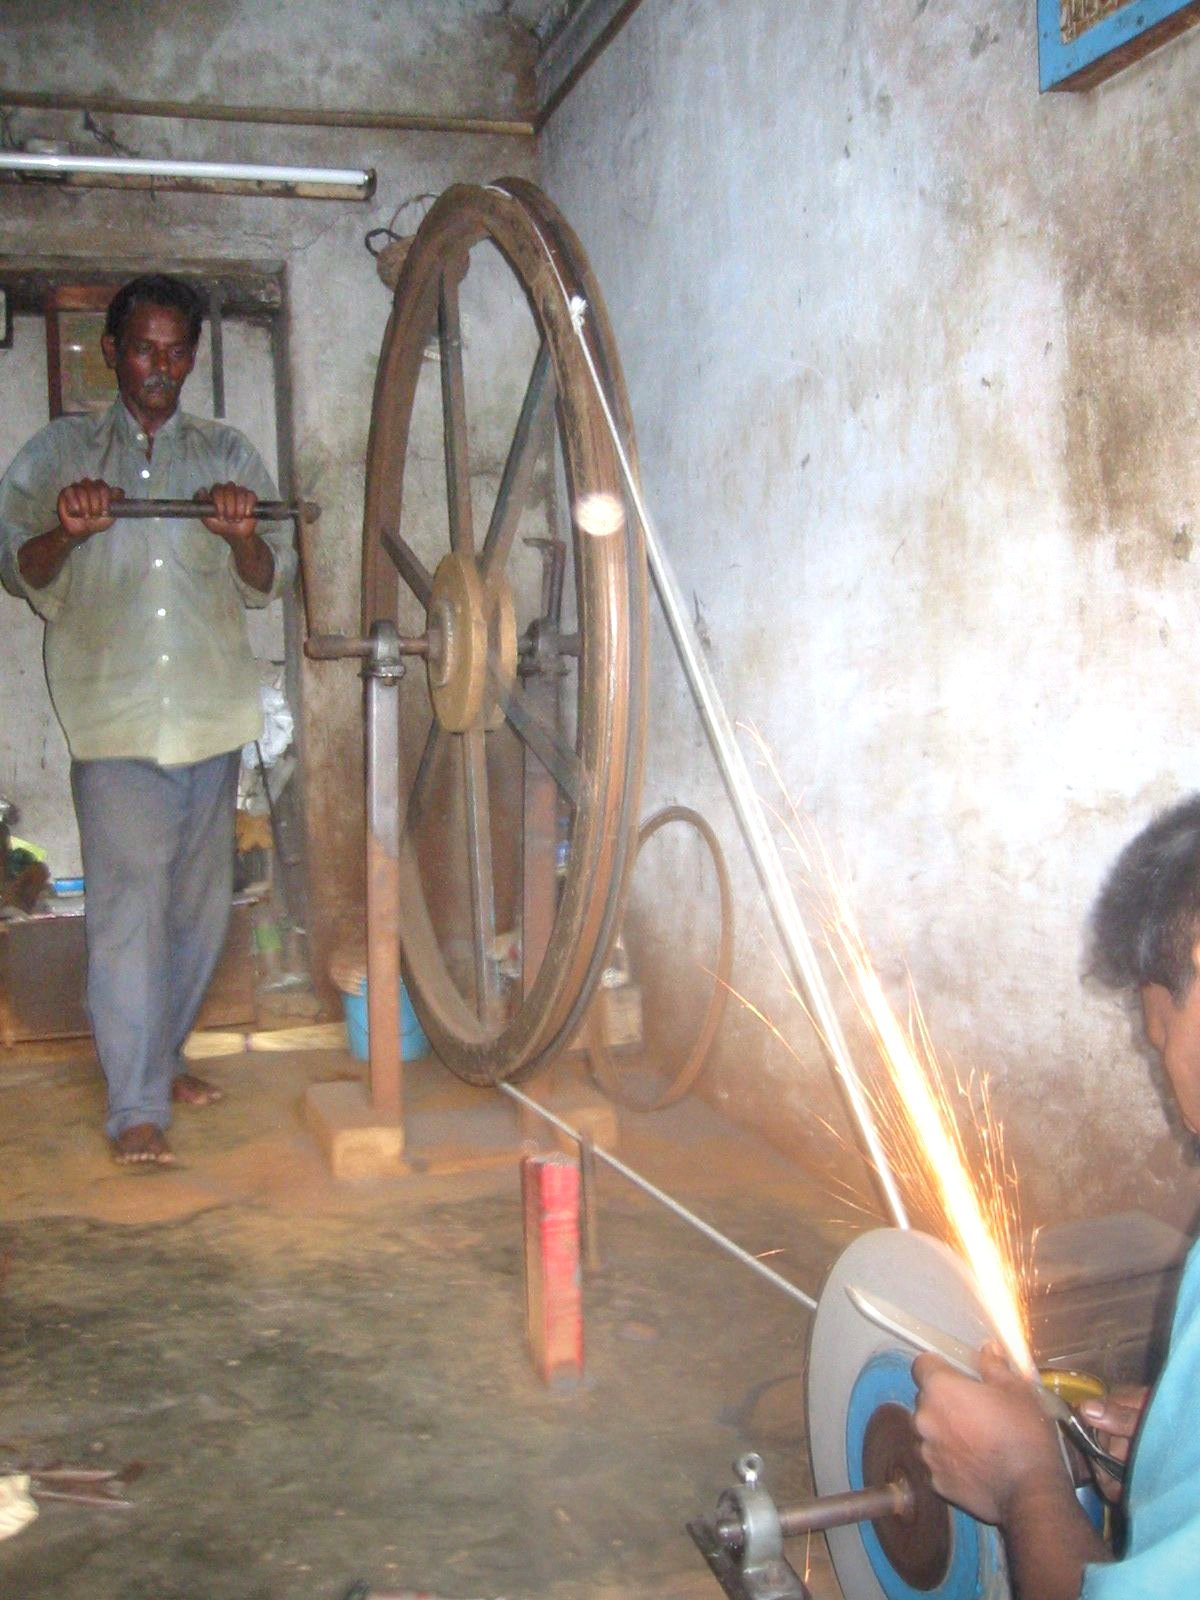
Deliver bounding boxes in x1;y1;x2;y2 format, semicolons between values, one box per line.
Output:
426;552;516;733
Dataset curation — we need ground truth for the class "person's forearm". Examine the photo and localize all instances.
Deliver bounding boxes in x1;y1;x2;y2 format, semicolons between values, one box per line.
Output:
17;526;75;589
228;532;275;594
1003;1475;1111;1600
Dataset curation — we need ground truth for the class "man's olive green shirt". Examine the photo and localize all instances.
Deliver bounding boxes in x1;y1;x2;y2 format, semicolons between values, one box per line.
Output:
0;400;295;766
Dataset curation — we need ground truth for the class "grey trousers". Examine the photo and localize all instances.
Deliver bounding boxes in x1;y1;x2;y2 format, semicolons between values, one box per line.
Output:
71;751;240;1139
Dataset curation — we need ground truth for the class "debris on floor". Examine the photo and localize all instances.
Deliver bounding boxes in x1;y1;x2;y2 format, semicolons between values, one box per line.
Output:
0;1043;852;1598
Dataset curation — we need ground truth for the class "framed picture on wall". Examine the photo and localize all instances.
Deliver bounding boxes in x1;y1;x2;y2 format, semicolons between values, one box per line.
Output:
1039;0;1200;90
45;284;117;418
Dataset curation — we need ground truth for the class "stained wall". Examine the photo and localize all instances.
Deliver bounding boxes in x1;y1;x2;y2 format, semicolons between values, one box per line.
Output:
541;0;1200;1228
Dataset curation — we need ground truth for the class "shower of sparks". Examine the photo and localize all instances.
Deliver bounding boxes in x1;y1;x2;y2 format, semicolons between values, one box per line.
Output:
746;730;1035;1377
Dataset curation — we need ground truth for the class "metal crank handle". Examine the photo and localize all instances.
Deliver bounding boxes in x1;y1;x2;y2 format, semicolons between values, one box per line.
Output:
104;497;321;522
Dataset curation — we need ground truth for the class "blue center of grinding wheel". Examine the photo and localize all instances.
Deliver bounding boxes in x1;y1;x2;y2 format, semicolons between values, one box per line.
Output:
845;1351;1006;1600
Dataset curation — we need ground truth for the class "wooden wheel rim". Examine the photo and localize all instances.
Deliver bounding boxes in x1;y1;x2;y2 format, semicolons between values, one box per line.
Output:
362;180;648;1084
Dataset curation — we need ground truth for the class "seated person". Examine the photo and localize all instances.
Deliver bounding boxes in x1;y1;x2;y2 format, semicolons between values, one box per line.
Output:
913;795;1200;1598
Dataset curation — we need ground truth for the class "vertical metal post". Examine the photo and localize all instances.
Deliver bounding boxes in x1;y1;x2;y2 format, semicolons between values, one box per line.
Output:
518;539;567;1141
579;1132;602;1273
207;286;226;419
364;622;405;1124
521;540;567;1004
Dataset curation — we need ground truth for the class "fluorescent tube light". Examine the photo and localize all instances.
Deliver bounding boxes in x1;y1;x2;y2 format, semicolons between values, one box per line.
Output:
0;150;375;201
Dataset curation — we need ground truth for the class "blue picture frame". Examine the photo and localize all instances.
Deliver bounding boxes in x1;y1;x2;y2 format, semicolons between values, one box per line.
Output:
1039;0;1200;90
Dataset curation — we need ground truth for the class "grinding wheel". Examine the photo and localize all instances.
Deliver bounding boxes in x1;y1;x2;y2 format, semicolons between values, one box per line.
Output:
807;1228;1010;1600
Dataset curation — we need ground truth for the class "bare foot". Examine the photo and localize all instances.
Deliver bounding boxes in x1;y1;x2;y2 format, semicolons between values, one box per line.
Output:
112;1124;176;1166
171;1072;225;1107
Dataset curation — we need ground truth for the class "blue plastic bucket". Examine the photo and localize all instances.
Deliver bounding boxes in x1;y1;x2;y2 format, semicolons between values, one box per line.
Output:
340;980;429;1062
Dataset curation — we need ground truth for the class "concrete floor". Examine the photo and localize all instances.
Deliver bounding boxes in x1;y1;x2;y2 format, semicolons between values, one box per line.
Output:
0;1038;861;1600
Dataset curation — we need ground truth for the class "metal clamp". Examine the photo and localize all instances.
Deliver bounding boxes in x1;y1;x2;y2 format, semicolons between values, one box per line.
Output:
687;1454;811;1600
689;1449;920;1600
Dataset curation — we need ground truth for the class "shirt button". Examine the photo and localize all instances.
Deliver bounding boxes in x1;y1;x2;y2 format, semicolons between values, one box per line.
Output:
156;607;166;618
161;654;170;664
153;558;164;569
140;468;151;480
162;697;170;707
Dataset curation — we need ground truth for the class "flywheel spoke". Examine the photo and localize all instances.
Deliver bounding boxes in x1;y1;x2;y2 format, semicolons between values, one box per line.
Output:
404;719;448;839
461;727;499;1021
381;527;433;609
496;674;582;805
481;341;555;587
439;271;475;557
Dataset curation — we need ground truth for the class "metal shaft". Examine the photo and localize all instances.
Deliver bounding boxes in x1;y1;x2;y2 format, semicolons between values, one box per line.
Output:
715;1479;911;1547
500;1083;818;1312
305;633;430;662
777;1479;912;1537
364;624;404;1124
105;497;319;521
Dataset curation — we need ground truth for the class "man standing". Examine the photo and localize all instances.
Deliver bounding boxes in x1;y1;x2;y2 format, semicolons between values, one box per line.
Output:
912;795;1200;1597
0;274;296;1166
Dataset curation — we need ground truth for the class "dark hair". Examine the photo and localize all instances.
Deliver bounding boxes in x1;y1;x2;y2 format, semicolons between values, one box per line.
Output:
104;274;204;348
1089;795;1200;1000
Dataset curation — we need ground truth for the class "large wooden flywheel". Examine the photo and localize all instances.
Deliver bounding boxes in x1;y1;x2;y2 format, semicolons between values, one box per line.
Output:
361;179;648;1085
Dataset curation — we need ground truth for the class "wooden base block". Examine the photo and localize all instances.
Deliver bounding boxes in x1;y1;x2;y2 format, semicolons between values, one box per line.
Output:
304;1079;407;1179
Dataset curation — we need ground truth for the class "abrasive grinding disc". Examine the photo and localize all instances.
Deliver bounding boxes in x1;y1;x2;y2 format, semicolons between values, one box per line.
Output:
807;1228;1010;1600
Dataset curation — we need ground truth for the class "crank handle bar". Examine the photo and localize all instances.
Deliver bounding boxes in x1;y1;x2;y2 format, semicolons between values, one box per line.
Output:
105;498;321;523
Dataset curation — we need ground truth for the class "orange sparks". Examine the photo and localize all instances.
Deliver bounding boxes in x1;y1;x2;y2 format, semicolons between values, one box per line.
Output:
748;731;1034;1376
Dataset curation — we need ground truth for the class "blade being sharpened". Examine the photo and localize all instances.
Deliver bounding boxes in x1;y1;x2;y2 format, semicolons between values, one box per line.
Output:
844;1282;1126;1480
845;1283;985;1380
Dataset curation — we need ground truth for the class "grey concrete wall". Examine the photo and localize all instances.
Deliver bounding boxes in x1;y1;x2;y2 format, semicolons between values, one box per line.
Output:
0;1;538;990
541;0;1200;1229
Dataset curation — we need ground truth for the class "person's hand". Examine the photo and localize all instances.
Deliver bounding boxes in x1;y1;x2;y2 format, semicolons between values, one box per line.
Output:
56;478;124;541
1078;1384;1148;1501
198;482;258;543
912;1344;1067;1526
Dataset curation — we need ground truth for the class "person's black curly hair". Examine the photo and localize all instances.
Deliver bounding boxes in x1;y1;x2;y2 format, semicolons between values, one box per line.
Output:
104;274;203;349
1090;795;1200;1001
